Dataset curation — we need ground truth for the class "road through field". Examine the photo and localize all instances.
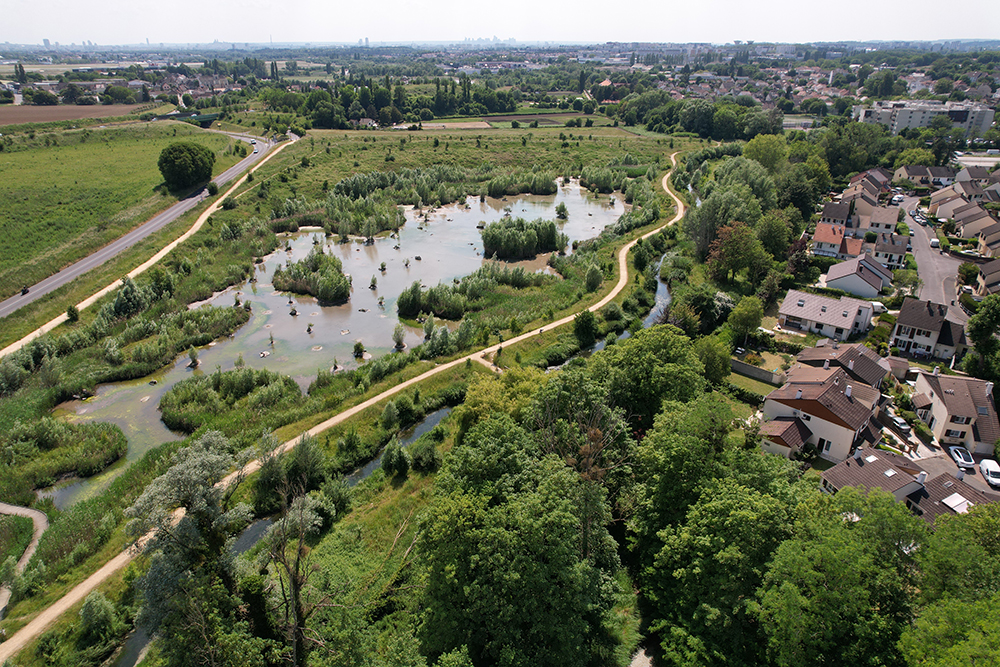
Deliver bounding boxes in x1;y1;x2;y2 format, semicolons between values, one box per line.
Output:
0;153;685;662
0;135;294;359
0;131;273;321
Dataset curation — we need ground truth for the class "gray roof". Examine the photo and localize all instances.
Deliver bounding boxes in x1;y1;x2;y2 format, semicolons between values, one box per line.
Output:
822;202;851;221
870;206;900;227
768;366;881;431
874;233;907;256
896;298;950;333
779;290;873;330
905;473;997;525
980;258;1000;280
920;372;999;444
821;448;925;496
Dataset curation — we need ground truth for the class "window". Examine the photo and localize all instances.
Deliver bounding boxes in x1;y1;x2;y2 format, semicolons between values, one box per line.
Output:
951;415;971;424
945;429;966;438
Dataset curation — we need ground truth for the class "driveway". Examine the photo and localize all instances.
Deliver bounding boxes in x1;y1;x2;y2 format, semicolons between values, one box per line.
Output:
899;195;966;324
911;451;1000;499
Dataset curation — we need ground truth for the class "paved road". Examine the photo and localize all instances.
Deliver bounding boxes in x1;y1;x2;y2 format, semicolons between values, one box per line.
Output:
0;155;686;663
0;131;272;320
0;503;49;619
900;195;966;323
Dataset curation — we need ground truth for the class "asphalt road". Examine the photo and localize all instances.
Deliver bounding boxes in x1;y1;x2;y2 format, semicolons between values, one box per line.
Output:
899;194;967;324
0;132;272;321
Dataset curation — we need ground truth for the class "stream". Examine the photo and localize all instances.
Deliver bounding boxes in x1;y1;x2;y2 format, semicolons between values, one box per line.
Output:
44;182;626;509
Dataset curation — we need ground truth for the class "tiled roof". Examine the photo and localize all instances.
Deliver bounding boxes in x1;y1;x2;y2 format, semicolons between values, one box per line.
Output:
920;372;999;444
813;222;846;245
905;473;996;525
796;342;891;388
897;298;949;332
821;202;850;221
821;448;925;496
979;258;1000;279
912;392;933;410
874;233;907;255
779;290;873;330
840;237;864;257
768;366;881;431
937;319;968;349
870;206;900;227
760;416;812;451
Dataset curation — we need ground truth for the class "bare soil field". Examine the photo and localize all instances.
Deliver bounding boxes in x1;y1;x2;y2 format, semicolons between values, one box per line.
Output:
0;105;141;126
488;112;591;126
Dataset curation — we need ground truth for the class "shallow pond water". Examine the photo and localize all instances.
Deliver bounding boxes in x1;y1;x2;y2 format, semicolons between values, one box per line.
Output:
45;183;624;507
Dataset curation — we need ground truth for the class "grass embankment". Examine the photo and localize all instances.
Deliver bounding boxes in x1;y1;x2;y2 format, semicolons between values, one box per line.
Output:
0;514;34;564
0;122;241;301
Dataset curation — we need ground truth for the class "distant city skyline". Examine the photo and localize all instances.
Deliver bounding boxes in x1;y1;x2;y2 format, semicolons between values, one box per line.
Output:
4;0;999;48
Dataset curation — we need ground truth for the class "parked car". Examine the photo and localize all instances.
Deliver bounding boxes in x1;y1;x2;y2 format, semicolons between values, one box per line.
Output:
890;415;912;434
980;459;1000;488
909;230;914;237
909;210;919;219
950;445;976;469
930;238;940;248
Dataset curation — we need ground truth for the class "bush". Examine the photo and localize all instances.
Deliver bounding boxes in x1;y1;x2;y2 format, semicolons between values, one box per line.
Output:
410;438;442;472
66;305;79;322
725;382;765;406
381;439;410;479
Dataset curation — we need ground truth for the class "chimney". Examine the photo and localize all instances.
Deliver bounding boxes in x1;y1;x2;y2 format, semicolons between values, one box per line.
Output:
848;359;855;371
854;448;863;461
846;384;853;398
795;389;803;399
987;382;994;396
824;359;830;370
934;366;940;376
957;469;965;481
917;471;927;485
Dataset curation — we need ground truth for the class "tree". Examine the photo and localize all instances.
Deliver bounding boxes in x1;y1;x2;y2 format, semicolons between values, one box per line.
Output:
754;489;925;667
158;142;216;191
555;202;568;219
894;147;936;169
585;264;602;292
958;262;980;286
743;133;788;173
967;293;1000;364
707;222;770;284
728;296;764;345
688;184;763;258
694;335;731;385
392;323;406;348
755;212;790;259
715;156;777;212
573;310;598;347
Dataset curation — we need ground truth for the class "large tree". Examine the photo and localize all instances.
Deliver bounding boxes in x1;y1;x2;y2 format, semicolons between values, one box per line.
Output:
158;141;216;191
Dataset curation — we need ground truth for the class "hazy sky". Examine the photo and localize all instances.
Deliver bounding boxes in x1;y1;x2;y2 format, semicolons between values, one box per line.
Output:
4;0;999;47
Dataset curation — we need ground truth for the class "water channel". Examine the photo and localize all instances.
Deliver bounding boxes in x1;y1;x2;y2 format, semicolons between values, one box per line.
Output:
46;181;627;508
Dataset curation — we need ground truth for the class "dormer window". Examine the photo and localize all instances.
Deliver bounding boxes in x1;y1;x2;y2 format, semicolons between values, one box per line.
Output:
821;306;827;313
797;300;805;307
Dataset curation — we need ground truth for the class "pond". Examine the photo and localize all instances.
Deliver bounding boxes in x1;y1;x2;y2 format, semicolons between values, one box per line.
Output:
45;182;625;508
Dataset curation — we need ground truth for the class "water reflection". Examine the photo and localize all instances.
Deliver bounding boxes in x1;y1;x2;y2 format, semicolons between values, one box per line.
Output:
46;185;623;507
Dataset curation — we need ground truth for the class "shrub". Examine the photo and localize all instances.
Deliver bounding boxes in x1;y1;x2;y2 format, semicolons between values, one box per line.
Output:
410;438;442;472
381;439;410;479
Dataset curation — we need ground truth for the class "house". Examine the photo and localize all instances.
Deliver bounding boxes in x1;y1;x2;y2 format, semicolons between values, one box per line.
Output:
868;206;900;234
824;253;893;298
820;202;851;227
894;165;931;187
957;205;997;239
811;222;846;257
890;298;968;360
977;223;1000;258
762;365;883;461
841;186;878;218
912;369;1000;455
796;340;892;389
820;448;996;525
778;290;874;341
872;233;908;270
937;198;976;223
956;166;992;188
976;259;1000;296
954;180;986;203
928;166;957;188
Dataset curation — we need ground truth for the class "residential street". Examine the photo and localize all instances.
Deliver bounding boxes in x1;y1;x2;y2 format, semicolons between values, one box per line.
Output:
899;194;967;324
0;132;273;320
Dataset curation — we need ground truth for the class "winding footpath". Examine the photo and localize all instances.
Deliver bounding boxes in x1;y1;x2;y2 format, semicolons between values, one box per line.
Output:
0;153;686;662
0;504;48;619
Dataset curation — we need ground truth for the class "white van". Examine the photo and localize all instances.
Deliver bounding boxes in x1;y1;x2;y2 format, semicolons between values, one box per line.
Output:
930;238;940;248
870;301;886;314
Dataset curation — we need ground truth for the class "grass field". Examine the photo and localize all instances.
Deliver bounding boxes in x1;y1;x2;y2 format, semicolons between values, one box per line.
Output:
0;121;240;300
0;514;33;565
0;104;155;127
728;371;778;396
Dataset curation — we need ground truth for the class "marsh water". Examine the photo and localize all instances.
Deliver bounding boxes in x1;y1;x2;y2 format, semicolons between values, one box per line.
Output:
45;181;626;508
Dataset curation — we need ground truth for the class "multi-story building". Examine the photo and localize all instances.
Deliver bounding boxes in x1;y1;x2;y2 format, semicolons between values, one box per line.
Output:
854;100;995;137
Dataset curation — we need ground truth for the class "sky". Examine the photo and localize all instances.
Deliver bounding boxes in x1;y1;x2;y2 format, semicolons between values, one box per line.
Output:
4;0;1000;47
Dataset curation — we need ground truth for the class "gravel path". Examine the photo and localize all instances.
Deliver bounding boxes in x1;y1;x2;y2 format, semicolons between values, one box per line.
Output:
0;503;49;619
